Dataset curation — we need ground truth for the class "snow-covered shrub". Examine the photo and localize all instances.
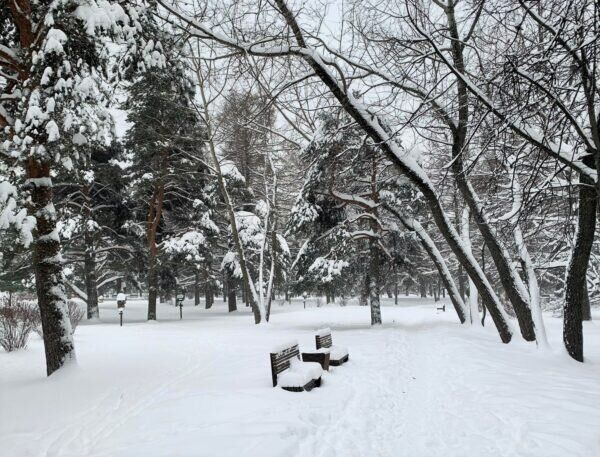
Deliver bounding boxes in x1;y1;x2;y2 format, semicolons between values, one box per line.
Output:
337;296;349;307
0;303;38;352
33;301;84;337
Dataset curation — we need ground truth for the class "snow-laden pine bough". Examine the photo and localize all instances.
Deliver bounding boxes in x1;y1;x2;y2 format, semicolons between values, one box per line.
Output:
270;341;323;392
315;328;349;366
0;1;166;375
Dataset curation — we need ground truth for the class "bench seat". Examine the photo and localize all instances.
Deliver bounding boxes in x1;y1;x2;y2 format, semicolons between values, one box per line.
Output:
316;328;349;366
270;341;323;392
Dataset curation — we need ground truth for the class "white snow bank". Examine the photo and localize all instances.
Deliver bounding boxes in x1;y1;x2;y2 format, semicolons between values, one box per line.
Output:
1;298;599;457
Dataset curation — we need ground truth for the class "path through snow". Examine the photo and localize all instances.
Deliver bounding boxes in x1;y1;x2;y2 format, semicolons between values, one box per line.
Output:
1;298;599;457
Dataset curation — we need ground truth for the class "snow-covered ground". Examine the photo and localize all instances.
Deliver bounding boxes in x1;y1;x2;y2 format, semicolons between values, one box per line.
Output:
1;297;600;457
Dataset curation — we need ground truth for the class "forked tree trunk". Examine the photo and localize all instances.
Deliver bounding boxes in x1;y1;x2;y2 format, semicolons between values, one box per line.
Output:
564;169;597;361
28;159;75;376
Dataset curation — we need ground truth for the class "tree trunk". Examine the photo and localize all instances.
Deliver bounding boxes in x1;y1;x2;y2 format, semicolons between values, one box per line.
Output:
147;255;158;320
84;241;99;319
420;278;427;298
82;184;98;319
360;273;369;306
227;270;237;312
198;82;262;323
28;159;75;376
394;282;398;305
273;0;511;342
564;170;597;361
194;270;200;306
369;239;382;325
205;286;213;309
444;0;534;341
582;285;591;322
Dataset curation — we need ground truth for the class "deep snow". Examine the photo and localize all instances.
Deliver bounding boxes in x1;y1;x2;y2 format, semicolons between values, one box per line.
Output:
1;297;600;457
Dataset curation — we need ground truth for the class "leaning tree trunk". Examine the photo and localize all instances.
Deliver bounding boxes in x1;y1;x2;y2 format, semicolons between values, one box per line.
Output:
197;80;263;323
443;0;535;341
27;159;75;376
564;169;597;361
266;0;514;342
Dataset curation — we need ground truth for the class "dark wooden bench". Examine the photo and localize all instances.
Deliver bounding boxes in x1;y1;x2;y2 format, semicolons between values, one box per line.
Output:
270;342;322;392
315;329;349;366
302;350;330;371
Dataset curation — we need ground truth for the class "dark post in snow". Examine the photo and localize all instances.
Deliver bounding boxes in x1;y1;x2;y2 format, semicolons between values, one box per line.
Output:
176;289;185;320
303;292;307;309
117;292;126;327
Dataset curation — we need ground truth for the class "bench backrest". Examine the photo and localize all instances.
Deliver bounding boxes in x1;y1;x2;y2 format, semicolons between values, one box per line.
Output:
269;344;300;387
316;332;332;350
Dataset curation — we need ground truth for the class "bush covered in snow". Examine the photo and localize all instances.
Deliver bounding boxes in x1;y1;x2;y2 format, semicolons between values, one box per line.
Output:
32;301;85;338
0;302;38;352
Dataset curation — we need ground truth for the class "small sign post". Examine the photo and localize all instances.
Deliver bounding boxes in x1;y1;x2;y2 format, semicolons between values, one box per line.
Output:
117;292;126;326
176;289;185;320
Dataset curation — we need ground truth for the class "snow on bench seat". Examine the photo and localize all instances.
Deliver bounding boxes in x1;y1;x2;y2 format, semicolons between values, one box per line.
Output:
279;359;323;389
315;329;349;366
270;342;322;392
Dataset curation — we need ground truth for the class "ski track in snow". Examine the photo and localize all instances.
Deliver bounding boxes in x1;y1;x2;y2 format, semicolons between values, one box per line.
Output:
2;298;600;457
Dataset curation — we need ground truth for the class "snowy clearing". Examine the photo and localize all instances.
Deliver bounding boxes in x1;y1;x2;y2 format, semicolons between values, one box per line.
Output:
2;298;600;457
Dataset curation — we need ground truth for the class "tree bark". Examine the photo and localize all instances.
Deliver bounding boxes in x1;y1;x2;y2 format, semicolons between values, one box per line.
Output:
442;1;535;341
205;285;213;309
230;0;516;342
84;240;99;319
147;255;158;320
227;269;237;312
194;270;200;306
564;170;597;361
582;285;591;322
27;159;75;375
369;239;382;325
